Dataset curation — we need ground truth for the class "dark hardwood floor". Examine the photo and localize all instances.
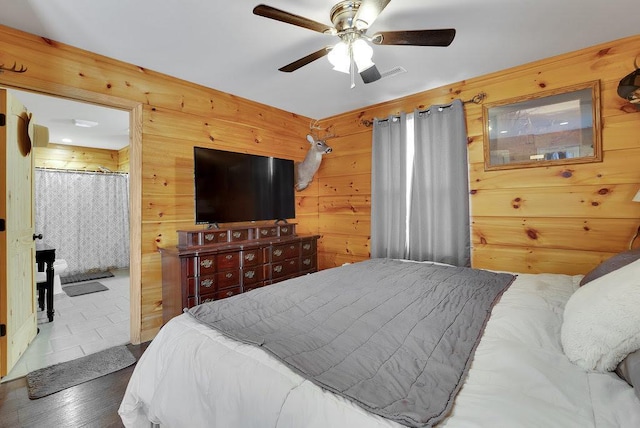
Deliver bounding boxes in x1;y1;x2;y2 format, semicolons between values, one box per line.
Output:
0;342;149;428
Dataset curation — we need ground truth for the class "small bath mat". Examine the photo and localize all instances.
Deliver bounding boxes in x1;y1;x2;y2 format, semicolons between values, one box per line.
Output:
61;271;114;285
26;345;136;399
63;281;108;297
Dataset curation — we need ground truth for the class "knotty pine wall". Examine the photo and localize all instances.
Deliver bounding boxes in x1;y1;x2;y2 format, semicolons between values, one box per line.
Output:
118;146;130;173
3;21;639;342
316;34;640;275
34;143;126;172
0;24;316;342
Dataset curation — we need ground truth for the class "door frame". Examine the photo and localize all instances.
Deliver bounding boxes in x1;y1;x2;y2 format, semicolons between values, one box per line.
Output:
0;83;144;344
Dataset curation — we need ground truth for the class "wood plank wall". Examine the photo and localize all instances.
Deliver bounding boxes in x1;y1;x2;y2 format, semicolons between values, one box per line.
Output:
118;146;130;173
317;34;640;275
0;24;317;342
34;143;125;172
2;21;639;342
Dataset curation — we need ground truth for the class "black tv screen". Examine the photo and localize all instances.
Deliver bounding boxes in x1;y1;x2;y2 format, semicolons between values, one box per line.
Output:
194;147;295;224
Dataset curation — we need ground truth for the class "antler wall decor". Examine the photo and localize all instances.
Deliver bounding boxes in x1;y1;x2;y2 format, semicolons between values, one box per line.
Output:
0;62;28;73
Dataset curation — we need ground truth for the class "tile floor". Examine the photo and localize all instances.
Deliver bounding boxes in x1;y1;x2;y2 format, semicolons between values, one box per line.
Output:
1;269;131;383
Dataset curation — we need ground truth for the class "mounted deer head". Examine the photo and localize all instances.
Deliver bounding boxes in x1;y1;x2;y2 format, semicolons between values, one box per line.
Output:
295;134;333;191
0;62;28;74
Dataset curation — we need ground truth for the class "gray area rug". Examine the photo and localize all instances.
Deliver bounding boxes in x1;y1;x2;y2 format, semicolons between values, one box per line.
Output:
62;281;109;297
61;271;114;285
26;345;136;399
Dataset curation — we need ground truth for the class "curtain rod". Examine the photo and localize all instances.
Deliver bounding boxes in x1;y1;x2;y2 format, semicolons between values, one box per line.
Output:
360;92;487;127
35;166;129;176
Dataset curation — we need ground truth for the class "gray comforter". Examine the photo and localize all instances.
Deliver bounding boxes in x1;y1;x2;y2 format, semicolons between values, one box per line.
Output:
188;258;515;427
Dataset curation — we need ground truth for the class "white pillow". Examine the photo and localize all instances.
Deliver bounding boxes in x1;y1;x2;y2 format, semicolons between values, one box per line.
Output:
561;258;640;371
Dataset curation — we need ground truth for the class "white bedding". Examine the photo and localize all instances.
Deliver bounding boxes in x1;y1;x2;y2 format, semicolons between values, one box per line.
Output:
119;271;640;427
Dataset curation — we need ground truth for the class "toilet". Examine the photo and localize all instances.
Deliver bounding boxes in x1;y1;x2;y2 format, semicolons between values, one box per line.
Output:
52;259;68;294
35;259;68;294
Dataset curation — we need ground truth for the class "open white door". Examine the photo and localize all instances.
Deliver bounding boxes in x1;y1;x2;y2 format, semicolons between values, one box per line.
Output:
0;89;37;378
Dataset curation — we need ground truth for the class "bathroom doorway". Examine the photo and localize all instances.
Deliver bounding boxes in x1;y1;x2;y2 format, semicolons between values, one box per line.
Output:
0;89;132;382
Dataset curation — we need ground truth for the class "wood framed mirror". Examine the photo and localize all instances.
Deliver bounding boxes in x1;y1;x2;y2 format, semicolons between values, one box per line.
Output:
482;80;602;171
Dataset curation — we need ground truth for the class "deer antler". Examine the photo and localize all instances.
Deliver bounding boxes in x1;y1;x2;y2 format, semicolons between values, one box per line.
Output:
309;119;337;140
0;62;28;74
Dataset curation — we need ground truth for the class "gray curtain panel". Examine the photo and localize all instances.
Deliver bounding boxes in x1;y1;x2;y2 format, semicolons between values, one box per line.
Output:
370;100;470;266
35;169;130;275
371;113;409;259
409;99;470;266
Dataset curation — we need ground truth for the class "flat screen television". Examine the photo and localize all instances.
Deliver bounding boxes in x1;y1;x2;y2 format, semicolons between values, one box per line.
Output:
194;147;296;224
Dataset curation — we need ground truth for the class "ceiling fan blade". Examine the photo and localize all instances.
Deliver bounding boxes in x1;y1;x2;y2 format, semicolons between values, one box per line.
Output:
253;4;334;34
279;47;330;73
360;65;382;84
372;29;456;46
354;0;391;30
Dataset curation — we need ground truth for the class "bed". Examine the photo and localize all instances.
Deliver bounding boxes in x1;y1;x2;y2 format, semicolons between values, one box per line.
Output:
119;256;640;427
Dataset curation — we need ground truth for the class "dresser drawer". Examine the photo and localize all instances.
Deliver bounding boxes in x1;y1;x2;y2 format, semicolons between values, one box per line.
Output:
270;258;300;279
190;286;241;306
242;266;264;284
186;255;217;277
187;275;216;296
271;242;299;262
300;255;316;272
216;252;239;271
241;248;262;266
214;230;230;242
300;239;316;256
179;231;202;248
278;225;294;236
256;226;278;238
178;230;223;247
230;229;249;242
217;269;240;289
201;231;219;245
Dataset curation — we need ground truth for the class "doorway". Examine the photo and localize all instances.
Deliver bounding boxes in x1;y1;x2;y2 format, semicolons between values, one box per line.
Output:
0;89;140;381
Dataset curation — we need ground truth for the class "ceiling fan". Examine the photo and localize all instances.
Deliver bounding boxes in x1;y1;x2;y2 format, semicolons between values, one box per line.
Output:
253;0;456;88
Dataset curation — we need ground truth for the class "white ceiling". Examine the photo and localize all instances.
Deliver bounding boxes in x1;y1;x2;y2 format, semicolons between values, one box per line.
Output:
0;0;638;150
6;89;130;150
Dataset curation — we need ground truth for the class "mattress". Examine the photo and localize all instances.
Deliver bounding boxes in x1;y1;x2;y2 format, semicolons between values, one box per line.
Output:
118;266;640;427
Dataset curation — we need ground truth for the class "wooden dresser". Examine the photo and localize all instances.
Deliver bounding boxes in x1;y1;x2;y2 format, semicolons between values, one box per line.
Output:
160;223;319;324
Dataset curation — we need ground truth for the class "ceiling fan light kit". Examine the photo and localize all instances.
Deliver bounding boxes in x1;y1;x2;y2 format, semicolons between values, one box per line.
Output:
328;38;374;74
253;0;456;87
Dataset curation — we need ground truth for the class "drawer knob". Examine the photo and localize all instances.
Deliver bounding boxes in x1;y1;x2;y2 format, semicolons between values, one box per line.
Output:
225;272;233;279
202;298;214;304
245;270;255;279
200;259;213;268
225;254;233;260
274;249;283;257
303;243;311;250
225;290;234;297
261;229;268;235
289;245;295;250
204;233;214;241
218;232;227;239
202;279;214;288
232;231;241;238
281;227;288;233
245;253;255;261
274;265;283;273
303;258;311;266
289;260;295;265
